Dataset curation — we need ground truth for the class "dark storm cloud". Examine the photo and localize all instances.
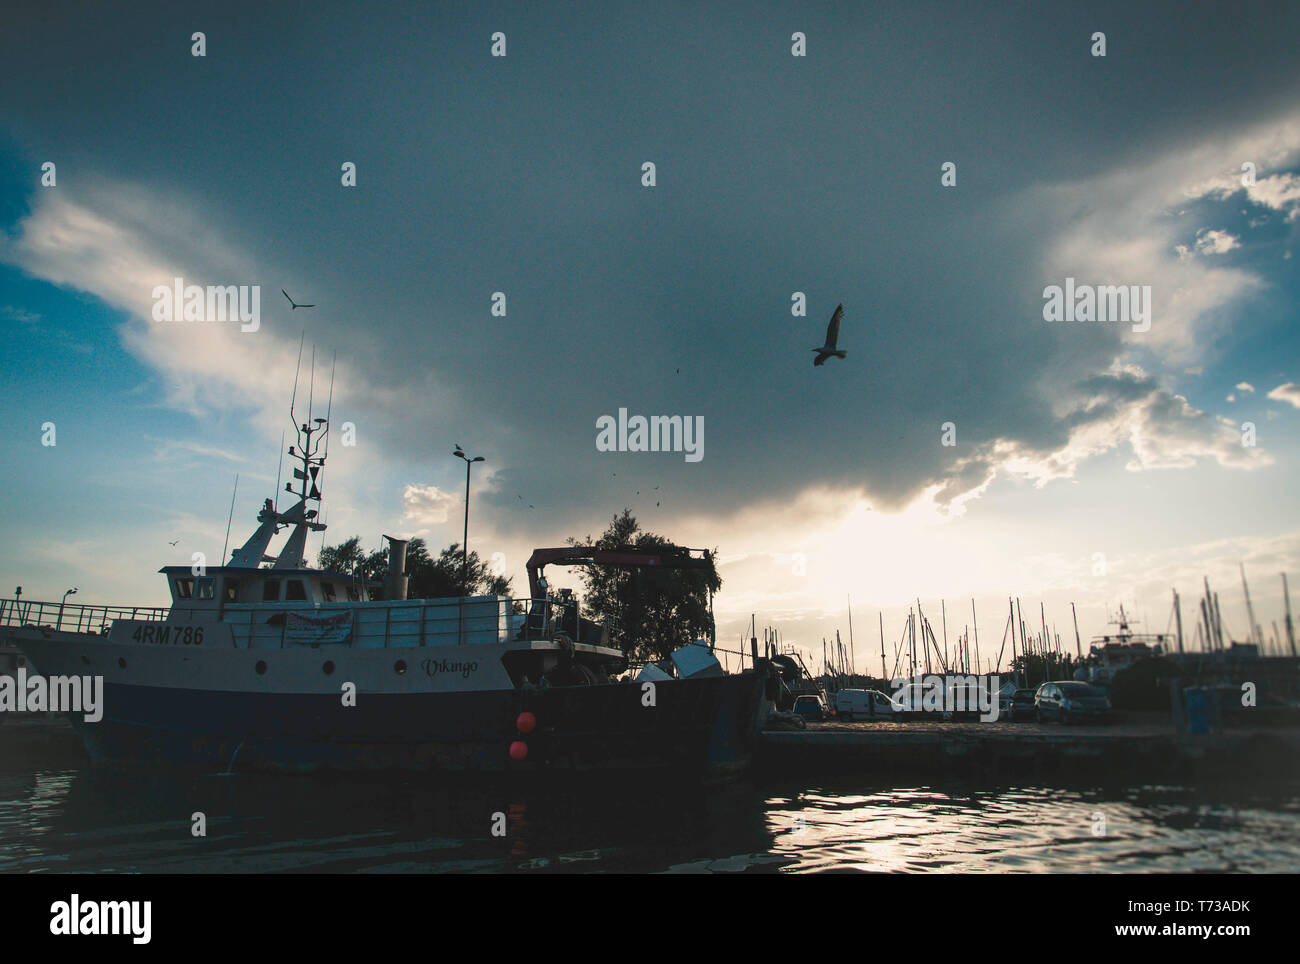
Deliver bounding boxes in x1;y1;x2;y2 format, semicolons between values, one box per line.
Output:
2;0;1297;535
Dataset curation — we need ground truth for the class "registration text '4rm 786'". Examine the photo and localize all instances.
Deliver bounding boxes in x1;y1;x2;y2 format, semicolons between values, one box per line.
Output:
131;625;204;645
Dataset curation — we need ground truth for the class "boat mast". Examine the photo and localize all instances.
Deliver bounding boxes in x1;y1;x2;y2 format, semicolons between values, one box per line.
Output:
221;474;239;564
1172;589;1184;655
227;340;328;569
1071;602;1082;660
847;595;855;679
879;611;886;681
1240;563;1262;646
941;599;949;674
1284;573;1296;657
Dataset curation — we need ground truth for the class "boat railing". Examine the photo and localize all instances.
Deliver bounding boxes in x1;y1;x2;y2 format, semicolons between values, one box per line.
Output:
0;597;170;635
0;594;614;650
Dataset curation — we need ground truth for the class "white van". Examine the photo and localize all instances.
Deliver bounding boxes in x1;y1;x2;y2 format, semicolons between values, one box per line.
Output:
835;688;896;721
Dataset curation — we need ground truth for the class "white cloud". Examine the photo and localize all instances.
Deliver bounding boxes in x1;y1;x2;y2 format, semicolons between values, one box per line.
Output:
1030;110;1300;366
0;178;468;524
151;438;249;464
1237;382;1255;393
402;484;459;528
1194;228;1240;255
1267;382;1300;409
929;364;1269;506
0;182;299;421
1244;173;1300;222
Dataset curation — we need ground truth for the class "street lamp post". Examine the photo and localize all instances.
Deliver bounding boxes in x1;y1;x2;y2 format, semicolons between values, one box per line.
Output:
58;587;77;631
452;446;485;593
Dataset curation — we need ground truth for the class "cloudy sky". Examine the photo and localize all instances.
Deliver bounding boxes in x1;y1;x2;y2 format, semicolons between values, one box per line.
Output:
2;1;1298;673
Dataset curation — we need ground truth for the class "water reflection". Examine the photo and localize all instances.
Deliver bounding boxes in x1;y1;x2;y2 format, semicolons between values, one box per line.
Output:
1;765;1297;873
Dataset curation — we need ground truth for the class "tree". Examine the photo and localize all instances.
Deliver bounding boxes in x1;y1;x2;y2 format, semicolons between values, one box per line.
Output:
318;536;368;577
317;536;513;599
568;509;720;662
1011;652;1081;688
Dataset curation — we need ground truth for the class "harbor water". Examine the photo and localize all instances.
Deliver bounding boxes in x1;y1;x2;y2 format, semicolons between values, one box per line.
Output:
2;729;1297;873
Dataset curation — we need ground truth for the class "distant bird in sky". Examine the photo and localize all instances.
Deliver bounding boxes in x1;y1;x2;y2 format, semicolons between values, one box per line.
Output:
168;540;179;546
282;289;315;310
813;303;847;366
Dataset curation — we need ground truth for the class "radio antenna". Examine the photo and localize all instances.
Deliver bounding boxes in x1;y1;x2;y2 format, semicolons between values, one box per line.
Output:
272;430;285;512
288;330;305;427
221;474;240;564
307;343;316;427
322;351;336;461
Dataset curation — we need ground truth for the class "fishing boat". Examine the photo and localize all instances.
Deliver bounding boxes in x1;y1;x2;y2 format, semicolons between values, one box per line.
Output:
1;397;771;774
1082;606;1169;682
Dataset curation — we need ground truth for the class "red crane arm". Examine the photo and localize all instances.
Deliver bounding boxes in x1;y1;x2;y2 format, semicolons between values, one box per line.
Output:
524;545;712;598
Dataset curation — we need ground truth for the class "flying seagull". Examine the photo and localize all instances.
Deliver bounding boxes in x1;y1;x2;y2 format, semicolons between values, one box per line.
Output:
168;540;179;546
282;289;315;310
813;304;847;366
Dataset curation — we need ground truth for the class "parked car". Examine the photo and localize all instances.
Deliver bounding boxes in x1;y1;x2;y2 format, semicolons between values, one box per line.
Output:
835;688;896;721
1035;681;1112;724
792;694;828;721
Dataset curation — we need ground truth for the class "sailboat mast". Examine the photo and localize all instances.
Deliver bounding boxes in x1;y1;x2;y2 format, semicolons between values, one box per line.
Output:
879;611;886;681
847;595;855;678
1172;589;1184;655
1284;574;1296;657
1240;563;1262;646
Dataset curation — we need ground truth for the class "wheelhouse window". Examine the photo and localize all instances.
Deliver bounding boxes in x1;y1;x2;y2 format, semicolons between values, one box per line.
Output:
346;586;360;601
223;578;240;602
196;577;215;600
286;580;307;601
173;577;194;599
321;581;336;602
262;580;281;602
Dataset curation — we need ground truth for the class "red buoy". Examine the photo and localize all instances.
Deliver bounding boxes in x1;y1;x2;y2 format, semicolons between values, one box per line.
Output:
516;711;537;734
509;740;528;761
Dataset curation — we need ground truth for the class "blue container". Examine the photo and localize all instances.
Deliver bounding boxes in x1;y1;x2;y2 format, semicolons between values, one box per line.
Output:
1184;687;1210;735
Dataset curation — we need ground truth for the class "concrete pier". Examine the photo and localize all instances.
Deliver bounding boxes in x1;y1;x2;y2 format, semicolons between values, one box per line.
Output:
759;715;1300;780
